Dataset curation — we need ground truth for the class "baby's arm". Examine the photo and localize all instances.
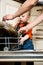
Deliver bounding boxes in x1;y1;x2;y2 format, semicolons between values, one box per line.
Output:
20;28;32;45
20;34;29;45
23;34;29;41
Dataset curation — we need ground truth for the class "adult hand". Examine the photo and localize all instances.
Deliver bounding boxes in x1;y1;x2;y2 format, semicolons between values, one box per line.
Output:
2;14;14;21
18;26;28;34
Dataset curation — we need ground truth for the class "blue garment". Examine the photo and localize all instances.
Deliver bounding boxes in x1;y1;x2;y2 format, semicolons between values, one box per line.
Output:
14;39;34;65
19;39;34;50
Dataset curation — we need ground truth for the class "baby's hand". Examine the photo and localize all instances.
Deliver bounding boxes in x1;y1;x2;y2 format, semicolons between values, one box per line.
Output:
20;37;24;45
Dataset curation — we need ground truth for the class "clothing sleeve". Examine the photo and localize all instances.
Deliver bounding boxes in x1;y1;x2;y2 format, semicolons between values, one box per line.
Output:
26;28;32;39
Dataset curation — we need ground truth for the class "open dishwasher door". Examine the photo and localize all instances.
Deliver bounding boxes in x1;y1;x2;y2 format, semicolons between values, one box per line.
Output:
0;50;43;62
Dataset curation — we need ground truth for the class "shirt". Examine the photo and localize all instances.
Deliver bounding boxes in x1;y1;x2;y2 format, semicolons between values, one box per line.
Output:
15;21;32;39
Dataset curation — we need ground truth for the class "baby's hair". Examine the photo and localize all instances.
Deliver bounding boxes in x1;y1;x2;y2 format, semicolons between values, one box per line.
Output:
22;11;30;22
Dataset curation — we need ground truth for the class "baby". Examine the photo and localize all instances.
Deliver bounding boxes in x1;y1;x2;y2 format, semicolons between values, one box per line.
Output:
13;11;34;50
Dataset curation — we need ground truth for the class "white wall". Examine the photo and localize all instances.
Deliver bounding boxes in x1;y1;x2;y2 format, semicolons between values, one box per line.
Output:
0;0;21;26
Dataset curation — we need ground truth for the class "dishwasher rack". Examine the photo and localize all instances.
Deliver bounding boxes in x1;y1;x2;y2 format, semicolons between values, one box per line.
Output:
0;36;21;51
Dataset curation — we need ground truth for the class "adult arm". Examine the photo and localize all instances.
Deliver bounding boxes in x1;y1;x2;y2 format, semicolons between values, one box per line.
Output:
18;13;43;32
13;0;38;18
3;0;38;21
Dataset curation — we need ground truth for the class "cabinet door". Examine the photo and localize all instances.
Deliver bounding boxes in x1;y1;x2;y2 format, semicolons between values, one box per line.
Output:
31;6;42;16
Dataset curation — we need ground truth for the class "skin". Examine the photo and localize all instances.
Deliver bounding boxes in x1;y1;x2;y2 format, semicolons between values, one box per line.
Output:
13;12;30;45
18;13;43;33
19;12;30;45
2;0;43;33
3;0;38;21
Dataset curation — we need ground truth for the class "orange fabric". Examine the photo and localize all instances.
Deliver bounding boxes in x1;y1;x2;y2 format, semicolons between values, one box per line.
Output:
20;23;24;28
26;29;32;39
15;22;32;39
